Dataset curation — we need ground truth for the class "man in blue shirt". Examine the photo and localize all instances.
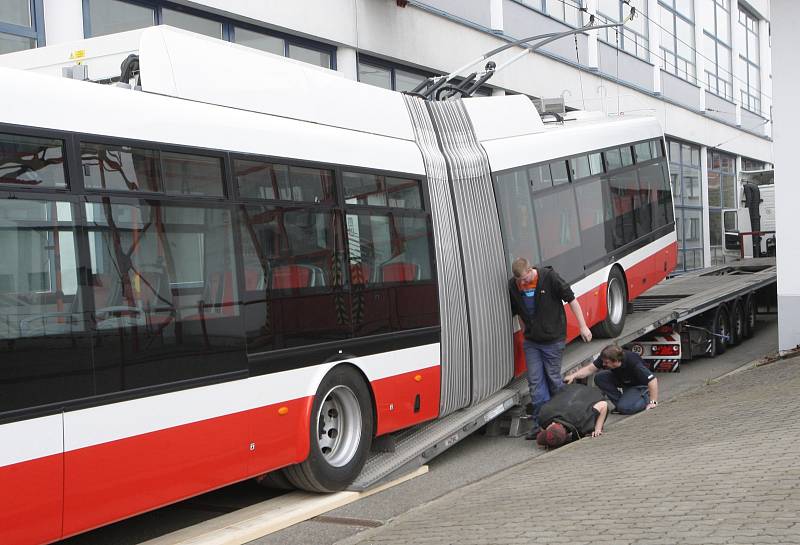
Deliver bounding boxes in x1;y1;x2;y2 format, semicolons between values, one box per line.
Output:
565;344;659;414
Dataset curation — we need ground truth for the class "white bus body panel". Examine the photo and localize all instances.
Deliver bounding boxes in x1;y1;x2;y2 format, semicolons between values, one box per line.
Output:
482;115;663;172
0;66;425;175
138;27;416;141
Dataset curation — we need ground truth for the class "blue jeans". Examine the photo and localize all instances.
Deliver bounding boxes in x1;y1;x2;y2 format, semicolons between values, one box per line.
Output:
523;339;566;425
594;370;650;414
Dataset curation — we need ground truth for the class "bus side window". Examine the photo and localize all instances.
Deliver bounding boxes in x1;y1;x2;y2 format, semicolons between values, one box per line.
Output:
239;204;349;352
0;198;93;413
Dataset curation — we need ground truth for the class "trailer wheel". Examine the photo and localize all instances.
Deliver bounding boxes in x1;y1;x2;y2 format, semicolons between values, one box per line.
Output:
283;366;373;492
592;267;627;338
729;300;745;346
705;304;731;357
742;294;757;339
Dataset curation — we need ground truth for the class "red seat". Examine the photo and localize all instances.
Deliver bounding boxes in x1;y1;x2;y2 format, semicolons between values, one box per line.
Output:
271;265;314;289
381;262;419;282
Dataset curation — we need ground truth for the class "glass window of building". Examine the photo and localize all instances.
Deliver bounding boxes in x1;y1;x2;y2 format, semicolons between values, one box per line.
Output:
161;8;222;39
0;0;42;54
596;0;649;61
704;0;733;100
233;27;284;55
737;6;761;114
659;0;696;83
358;56;431;93
86;0;154;37
519;0;583;26
707;150;736;266
84;1;334;69
668;139;703;272
288;43;332;69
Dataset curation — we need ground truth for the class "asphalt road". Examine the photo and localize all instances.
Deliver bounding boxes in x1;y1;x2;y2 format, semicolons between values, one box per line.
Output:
58;314;779;545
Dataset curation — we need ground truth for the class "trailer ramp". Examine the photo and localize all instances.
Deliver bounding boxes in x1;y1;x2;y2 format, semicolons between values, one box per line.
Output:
349;377;527;491
352;259;776;491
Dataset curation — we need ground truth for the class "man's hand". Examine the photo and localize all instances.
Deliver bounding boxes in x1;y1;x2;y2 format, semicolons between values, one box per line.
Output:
591;429;603;437
646;400;658;410
579;325;592;343
564;373;576;385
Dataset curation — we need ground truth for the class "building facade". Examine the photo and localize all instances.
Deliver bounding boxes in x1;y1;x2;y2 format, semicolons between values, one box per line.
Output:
1;0;773;272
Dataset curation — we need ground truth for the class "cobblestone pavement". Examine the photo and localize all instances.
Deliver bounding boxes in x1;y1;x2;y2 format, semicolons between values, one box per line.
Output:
346;357;800;545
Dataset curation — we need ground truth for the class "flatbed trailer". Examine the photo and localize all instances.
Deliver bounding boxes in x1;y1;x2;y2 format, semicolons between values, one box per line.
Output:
351;257;777;490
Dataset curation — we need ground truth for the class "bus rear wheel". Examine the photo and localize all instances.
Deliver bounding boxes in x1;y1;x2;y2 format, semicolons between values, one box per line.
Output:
592;267;627;338
284;366;373;493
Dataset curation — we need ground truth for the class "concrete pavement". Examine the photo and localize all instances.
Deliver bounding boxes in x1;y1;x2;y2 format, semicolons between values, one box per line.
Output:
342;354;800;545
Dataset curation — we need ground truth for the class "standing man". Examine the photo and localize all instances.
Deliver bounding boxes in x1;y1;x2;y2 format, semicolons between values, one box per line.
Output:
509;257;592;438
565;344;659;414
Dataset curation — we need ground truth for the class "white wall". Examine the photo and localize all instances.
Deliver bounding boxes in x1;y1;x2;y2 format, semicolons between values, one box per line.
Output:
772;0;800;353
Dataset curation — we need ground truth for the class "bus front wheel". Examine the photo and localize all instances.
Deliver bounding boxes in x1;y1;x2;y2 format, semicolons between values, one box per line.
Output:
284;366;373;493
592;267;627;338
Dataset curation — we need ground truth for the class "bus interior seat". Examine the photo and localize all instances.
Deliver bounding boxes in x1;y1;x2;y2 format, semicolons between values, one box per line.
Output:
270;264;325;289
381;262;420;282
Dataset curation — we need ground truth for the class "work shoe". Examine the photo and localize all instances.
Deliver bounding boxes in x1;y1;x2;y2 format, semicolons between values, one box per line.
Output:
525;423;541;440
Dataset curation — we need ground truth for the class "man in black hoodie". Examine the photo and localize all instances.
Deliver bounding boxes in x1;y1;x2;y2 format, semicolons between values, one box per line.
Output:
508;257;592;438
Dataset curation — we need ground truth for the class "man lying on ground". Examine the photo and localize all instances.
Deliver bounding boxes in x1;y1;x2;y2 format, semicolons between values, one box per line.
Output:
534;382;609;449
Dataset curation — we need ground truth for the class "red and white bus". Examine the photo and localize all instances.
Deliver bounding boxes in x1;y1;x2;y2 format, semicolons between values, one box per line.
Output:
0;27;676;545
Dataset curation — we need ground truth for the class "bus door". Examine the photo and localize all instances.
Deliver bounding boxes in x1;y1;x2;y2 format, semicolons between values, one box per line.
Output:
0;193;93;545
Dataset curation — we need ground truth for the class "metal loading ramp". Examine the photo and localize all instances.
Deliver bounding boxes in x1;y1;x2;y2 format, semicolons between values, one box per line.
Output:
351;258;776;491
349;377;526;491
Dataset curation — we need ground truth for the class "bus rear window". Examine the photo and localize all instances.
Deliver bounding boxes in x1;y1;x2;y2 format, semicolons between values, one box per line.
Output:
0;132;67;189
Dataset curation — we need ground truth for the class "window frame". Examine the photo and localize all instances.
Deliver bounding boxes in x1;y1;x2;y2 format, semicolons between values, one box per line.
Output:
82;0;336;69
0;0;45;52
703;0;733;101
595;0;650;62
737;5;761;115
658;0;697;84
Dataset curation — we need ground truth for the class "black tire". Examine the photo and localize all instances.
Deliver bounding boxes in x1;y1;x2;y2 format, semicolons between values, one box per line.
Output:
729;299;745;346
705;304;731;357
742;294;757;339
591;267;628;338
283;366;373;493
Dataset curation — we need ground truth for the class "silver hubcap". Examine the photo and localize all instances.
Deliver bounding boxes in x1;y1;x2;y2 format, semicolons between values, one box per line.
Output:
316;385;362;467
607;276;625;324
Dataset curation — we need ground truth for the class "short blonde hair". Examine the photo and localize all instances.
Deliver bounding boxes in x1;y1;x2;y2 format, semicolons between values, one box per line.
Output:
511;258;530;278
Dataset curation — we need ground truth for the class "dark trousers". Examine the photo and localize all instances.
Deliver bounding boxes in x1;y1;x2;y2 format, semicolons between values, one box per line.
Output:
523;339;566;425
594;370;649;414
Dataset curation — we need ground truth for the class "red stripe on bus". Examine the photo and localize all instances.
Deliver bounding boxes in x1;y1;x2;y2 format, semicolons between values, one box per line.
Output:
372;365;441;436
0;454;62;545
61;396;310;538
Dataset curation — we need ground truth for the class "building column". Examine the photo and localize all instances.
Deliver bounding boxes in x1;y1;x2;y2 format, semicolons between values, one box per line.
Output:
337;46;358;81
42;0;85;43
772;0;800;354
490;0;503;33
647;0;662;94
700;145;711;268
758;17;772;137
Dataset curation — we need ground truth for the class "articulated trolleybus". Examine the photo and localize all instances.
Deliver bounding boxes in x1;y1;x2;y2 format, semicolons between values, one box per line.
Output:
0;27;676;545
